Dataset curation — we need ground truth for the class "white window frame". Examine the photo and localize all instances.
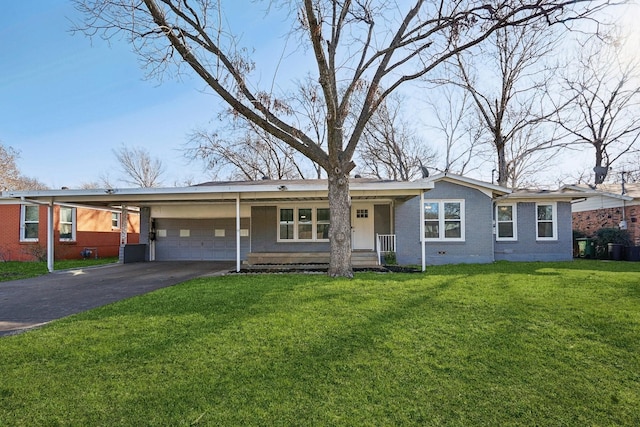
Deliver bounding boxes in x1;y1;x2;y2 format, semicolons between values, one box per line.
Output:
111;212;121;230
20;204;39;242
277;205;330;242
59;206;77;242
495;203;518;241
536;202;557;241
422;199;465;242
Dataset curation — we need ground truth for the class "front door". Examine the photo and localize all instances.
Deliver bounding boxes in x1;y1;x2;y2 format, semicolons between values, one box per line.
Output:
352;203;374;250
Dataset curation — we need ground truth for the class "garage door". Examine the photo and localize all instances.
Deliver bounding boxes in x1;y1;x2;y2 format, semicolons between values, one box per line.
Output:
154;218;249;261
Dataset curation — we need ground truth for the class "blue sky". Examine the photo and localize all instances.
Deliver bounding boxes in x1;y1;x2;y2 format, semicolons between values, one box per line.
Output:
1;2;222;188
2;2;638;189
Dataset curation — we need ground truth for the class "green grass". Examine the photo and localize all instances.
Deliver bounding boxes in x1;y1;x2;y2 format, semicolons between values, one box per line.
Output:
0;258;119;282
1;260;639;426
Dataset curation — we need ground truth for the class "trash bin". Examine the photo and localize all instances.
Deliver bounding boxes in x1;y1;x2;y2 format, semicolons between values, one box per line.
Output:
608;243;624;261
576;238;595;258
625;246;640;261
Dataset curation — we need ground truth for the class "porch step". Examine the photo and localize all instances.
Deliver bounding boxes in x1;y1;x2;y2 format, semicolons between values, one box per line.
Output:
246;251;378;266
351;251;379;266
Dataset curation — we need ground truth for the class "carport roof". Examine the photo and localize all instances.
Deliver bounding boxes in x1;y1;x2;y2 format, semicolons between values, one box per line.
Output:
1;178;434;208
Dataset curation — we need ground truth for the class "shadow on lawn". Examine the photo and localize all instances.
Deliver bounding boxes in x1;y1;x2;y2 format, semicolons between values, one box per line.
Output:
422;259;640;275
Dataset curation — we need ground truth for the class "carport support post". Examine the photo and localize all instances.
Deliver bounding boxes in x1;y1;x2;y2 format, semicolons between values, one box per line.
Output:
120;205;128;246
47;201;54;273
420;191;426;272
236;194;241;272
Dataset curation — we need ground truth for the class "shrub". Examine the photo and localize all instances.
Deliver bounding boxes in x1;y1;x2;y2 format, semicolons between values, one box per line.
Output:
383;251;397;265
593;228;632;258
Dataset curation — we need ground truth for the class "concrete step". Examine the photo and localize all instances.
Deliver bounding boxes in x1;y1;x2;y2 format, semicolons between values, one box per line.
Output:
246;251;379;266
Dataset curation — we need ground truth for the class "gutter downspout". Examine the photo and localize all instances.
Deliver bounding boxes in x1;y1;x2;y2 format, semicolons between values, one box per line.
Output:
491;200;496;262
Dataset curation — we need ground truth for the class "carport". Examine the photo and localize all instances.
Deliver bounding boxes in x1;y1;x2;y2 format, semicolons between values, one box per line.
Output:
1;179;431;272
2;182;336;272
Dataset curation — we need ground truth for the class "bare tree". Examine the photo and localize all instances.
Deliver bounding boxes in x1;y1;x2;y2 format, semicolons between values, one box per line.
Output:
74;0;611;277
614;154;640;183
186;77;326;180
0;143;48;191
501;123;566;188
426;81;487;175
446;22;566;187
187;124;311;180
356;93;436;181
79;171;117;189
555;36;640;185
113;145;165;187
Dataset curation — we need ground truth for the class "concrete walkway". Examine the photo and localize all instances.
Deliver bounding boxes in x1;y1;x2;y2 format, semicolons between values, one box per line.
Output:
0;261;234;337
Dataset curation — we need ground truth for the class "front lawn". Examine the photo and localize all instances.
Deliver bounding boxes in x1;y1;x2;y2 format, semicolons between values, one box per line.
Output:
1;260;639;425
0;258;119;282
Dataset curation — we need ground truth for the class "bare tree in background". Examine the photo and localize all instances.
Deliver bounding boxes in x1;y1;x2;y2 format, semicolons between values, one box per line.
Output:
554;36;640;185
187;125;310;180
74;0;611;277
356;93;436;181
426;81;487;175
0;143;48;191
448;23;565;187
79;172;116;189
614;154;640;183
501;123;565;188
113;145;165;187
186;77;326;180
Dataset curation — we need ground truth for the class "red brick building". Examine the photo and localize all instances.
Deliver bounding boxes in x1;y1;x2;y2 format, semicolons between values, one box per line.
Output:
569;184;640;245
0;203;139;261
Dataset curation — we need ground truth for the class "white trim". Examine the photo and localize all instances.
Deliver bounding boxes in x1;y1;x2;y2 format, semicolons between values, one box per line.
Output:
47;202;54;273
535;202;558;241
111;212;121;230
420;192;425;271
58;206;77;242
2;179;433;202
422;199;465;242
422;172;511;197
20;204;39;242
495;203;518;241
236;194;241;273
277;204;331;242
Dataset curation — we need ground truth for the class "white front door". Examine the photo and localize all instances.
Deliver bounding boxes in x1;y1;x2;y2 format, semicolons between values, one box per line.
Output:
352;203;374;250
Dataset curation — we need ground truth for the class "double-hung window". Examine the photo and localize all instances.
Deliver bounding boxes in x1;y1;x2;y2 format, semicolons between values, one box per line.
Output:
111;212;121;229
20;205;39;242
278;206;330;241
298;208;313;239
423;200;464;241
316;208;330;240
279;208;295;240
496;204;517;241
536;203;557;240
59;206;76;241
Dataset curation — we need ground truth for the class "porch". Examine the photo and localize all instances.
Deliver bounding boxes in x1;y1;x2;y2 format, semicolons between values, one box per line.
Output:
244;234;396;269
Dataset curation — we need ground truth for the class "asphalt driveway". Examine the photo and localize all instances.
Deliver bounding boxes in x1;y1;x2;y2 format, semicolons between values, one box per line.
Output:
0;261;235;337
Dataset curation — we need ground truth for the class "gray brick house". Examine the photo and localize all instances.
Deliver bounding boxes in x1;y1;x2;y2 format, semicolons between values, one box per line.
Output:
2;173;587;271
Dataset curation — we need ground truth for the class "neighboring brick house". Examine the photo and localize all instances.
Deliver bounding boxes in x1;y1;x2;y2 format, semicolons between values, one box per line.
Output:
566;184;640;245
0;203;140;261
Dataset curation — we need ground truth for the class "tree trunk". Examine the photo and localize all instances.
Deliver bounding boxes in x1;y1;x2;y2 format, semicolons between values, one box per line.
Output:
594;143;607;184
327;169;353;278
496;135;508;187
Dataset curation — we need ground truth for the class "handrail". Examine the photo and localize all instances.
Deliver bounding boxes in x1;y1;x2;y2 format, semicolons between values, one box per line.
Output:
376;234;396;265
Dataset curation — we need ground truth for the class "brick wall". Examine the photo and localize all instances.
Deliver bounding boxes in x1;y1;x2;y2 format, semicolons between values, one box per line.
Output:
0;204;140;261
572;206;640;244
